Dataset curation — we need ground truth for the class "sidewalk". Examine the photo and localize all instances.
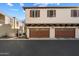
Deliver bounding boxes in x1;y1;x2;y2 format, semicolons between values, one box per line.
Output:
0;37;28;40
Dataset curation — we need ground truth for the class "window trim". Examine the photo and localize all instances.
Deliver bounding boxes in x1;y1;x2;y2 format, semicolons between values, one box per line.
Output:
47;10;56;17
30;10;40;18
71;10;79;17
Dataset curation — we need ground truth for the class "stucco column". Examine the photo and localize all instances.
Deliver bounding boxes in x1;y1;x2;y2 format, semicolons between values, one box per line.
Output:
27;28;29;38
76;28;79;38
50;27;55;39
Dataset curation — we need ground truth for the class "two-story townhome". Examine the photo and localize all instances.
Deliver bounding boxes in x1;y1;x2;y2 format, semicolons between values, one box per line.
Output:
18;21;25;34
23;7;79;39
0;12;20;37
0;11;13;37
10;17;25;37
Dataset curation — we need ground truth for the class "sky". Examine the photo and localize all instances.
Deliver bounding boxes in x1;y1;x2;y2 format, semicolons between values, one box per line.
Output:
0;3;79;21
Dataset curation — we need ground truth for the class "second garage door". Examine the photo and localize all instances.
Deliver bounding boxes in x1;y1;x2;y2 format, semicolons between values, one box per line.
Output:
29;28;49;38
55;28;75;38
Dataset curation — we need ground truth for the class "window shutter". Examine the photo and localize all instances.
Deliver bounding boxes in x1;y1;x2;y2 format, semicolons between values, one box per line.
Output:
30;10;32;17
54;10;56;17
38;10;40;17
78;10;79;16
47;10;49;17
71;10;73;17
71;10;78;17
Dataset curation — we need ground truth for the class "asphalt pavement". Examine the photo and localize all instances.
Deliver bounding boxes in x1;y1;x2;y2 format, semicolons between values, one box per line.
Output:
0;39;79;56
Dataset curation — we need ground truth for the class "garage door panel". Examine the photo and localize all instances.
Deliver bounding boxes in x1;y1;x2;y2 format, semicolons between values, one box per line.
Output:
55;28;75;38
29;28;49;38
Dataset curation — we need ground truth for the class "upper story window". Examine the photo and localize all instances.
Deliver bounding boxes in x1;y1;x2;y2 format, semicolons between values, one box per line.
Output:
30;10;40;17
71;10;79;17
47;10;56;17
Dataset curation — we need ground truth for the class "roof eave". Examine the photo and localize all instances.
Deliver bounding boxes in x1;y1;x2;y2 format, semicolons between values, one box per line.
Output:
23;6;79;10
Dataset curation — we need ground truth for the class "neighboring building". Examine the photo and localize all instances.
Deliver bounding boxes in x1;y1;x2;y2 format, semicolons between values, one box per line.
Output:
10;17;19;29
0;11;22;37
0;11;24;38
23;7;79;39
0;12;11;24
0;11;14;37
10;17;25;37
18;21;25;34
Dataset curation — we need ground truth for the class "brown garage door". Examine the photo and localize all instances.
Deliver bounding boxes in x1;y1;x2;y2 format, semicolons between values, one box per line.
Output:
29;28;49;38
55;28;75;38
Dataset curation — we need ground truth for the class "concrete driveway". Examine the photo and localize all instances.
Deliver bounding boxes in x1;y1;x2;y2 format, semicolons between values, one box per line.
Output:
0;39;79;56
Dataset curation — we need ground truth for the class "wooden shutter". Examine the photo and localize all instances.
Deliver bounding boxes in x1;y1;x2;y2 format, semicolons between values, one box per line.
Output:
30;10;34;17
54;10;56;17
71;10;77;17
37;10;40;17
30;10;32;17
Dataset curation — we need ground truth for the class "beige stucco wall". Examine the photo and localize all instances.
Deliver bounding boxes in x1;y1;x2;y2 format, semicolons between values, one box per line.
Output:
0;14;11;24
5;16;11;24
27;28;29;38
25;8;79;24
0;24;17;37
50;27;55;38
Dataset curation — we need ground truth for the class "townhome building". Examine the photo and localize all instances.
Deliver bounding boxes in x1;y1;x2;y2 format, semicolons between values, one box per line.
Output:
10;17;25;37
23;7;79;39
18;21;25;34
0;11;13;37
0;12;20;37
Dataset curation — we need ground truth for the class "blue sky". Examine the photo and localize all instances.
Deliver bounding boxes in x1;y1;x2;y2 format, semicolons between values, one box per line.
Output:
0;3;79;21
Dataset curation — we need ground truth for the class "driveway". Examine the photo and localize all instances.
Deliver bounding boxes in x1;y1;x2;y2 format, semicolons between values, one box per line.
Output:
0;39;79;56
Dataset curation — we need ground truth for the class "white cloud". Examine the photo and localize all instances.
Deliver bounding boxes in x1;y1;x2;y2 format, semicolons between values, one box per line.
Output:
7;3;13;6
33;3;49;7
20;3;24;6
